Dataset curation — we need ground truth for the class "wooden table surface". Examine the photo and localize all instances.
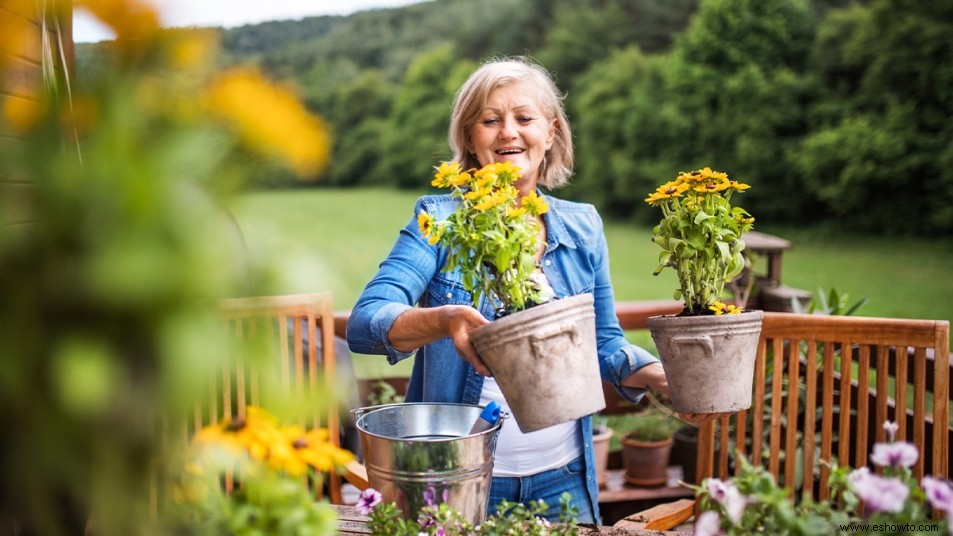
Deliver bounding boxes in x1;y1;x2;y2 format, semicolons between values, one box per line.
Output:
332;504;693;535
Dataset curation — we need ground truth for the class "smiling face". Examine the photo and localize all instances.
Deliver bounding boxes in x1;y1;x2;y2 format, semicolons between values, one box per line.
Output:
467;81;556;195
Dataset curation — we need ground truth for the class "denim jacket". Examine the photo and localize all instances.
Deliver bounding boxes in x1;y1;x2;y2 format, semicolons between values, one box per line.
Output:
346;192;661;519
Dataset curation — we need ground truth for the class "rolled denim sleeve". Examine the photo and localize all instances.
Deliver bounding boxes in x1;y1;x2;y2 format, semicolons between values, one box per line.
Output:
588;210;661;403
346;197;439;365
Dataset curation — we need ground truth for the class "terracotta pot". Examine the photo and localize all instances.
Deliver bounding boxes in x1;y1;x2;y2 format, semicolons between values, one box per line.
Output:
593;425;613;488
648;310;763;414
620;434;673;487
470;294;606;433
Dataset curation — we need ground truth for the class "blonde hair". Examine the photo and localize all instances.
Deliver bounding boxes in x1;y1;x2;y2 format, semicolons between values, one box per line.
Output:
449;56;574;190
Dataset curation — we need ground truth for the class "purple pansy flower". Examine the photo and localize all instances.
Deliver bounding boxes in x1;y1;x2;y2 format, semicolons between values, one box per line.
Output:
356;488;382;516
870;441;919;468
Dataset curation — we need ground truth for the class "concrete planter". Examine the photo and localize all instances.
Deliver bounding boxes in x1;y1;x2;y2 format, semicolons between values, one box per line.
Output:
470;293;606;433
648;310;763;414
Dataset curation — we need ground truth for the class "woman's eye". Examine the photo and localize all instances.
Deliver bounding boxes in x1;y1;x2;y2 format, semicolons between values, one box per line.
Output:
481;118;500;126
517;116;535;124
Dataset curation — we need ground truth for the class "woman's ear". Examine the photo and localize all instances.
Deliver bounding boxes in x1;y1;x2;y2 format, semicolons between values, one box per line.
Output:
546;118;557;150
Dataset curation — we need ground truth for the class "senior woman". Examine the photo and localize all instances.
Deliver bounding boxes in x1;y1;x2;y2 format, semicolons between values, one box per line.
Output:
346;56;670;524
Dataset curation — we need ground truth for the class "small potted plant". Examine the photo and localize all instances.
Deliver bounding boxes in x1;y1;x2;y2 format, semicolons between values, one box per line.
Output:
644;167;763;414
619;409;684;487
420;161;605;433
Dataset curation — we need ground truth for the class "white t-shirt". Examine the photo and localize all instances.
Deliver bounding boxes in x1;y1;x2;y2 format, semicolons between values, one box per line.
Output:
479;377;583;476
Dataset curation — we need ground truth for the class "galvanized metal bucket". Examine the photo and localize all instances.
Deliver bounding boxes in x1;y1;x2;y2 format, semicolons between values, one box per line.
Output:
354;403;503;525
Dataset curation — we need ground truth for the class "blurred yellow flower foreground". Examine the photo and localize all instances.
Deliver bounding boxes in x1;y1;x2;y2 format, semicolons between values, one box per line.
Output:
172;407;354;533
1;0;336;534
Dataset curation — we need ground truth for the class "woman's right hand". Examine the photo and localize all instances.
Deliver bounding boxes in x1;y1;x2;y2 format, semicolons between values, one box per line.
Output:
443;305;493;376
387;305;492;375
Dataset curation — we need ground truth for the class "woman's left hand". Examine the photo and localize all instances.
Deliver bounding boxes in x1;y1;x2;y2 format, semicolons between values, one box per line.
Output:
621;362;668;394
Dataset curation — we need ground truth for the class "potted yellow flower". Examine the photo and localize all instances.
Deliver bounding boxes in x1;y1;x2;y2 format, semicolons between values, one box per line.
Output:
644;167;763;414
420;160;550;316
419;161;605;433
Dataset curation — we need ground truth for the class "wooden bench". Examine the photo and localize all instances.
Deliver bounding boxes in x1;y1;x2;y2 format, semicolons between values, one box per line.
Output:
615;311;951;531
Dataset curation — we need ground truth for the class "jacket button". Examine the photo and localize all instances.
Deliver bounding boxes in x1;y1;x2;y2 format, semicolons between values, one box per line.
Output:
446;292;453;299
544;259;551;266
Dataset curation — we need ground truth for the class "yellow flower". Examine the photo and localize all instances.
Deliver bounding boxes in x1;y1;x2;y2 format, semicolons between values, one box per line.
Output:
266;440;308;476
731;181;752;192
205;67;330;178
168;29;218;70
675;171;700;185
427;227;444;245
521;192;549;216
448;171;471;187
2;97;44;134
431;161;462;187
192;407;355;480
76;0;161;42
475;173;498;191
506;205;528;219
645;182;689;204
464;188;487;201
290;428;355;472
417;211;433;236
494;160;522;178
708;301;742;315
474;191;506;211
473;164;495;177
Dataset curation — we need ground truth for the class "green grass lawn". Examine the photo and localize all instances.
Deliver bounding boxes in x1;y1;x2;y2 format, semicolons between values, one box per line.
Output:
230;187;953;377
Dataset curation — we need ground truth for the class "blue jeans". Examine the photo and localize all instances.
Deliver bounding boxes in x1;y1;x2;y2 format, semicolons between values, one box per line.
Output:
487;456;596;524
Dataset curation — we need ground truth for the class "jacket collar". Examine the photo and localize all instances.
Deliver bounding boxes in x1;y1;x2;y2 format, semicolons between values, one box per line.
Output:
540;190;578;250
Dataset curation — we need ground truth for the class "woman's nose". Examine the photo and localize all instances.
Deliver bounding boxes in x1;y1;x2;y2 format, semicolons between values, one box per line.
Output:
498;118;517;139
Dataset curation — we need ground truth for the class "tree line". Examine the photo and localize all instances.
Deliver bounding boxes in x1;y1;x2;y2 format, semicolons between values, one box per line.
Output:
78;0;953;235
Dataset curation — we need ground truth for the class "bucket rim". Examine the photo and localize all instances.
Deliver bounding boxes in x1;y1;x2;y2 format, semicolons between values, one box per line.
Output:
355;402;504;442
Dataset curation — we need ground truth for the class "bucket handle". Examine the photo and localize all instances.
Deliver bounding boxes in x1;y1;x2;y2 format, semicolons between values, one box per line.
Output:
529;323;579;359
670;335;715;360
349;403;402;420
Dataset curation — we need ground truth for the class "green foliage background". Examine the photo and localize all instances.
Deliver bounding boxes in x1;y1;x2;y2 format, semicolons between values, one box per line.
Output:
77;0;953;235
